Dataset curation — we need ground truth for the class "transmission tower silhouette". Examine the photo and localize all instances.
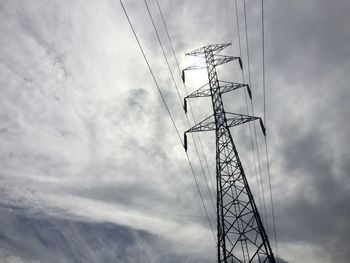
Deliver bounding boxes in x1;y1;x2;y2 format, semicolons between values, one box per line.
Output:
182;43;276;263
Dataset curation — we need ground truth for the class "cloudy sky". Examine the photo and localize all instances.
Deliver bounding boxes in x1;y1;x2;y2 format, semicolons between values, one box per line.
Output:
1;0;350;262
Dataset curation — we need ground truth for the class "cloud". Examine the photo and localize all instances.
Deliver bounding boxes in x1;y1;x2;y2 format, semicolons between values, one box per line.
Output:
0;208;211;263
0;0;349;262
274;125;350;262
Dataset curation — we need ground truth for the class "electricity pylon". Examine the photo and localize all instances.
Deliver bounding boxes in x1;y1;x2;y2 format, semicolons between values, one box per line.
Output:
182;43;276;263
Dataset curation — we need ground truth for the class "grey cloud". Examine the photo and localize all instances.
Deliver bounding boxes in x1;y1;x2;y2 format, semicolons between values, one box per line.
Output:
275;258;288;263
275;124;350;262
0;209;208;263
1;0;350;262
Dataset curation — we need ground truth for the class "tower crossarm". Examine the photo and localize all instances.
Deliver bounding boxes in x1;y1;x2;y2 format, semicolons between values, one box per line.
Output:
219;81;251;99
183;55;239;72
185;114;215;133
214;55;241;68
183;62;208;71
225;112;260;129
187;82;211;99
182;56;242;82
183;81;251;113
183;113;264;151
185;43;231;57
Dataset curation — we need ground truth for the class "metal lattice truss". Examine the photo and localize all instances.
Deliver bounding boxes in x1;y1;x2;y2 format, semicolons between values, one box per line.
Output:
184;113;264;145
181;43;242;83
185;43;232;57
183;43;275;263
183;81;252;113
184;55;241;71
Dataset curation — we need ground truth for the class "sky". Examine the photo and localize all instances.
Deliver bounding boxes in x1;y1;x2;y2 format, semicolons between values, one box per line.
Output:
0;0;349;262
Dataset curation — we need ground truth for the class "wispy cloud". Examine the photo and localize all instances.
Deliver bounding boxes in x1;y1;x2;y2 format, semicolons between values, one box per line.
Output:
0;0;349;262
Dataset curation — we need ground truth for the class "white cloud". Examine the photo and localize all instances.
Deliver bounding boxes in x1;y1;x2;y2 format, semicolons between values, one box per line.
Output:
0;0;350;262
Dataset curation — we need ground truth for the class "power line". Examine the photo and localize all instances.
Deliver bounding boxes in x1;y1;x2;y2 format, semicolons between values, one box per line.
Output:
185;151;216;243
262;0;266;125
119;0;216;243
264;136;278;260
155;0;215;189
234;0;243;59
143;0;182;106
155;0;182;82
242;0;269;232
119;0;182;146
234;0;278;259
155;0;217;209
144;0;216;215
261;0;279;260
234;0;264;224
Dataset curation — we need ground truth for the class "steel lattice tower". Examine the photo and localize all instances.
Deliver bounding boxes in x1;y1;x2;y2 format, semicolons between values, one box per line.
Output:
182;43;276;263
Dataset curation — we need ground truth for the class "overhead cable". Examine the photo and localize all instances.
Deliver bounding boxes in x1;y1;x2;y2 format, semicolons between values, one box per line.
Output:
119;0;216;243
154;0;217;211
234;0;265;223
144;0;216;215
261;0;279;259
242;0;269;232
